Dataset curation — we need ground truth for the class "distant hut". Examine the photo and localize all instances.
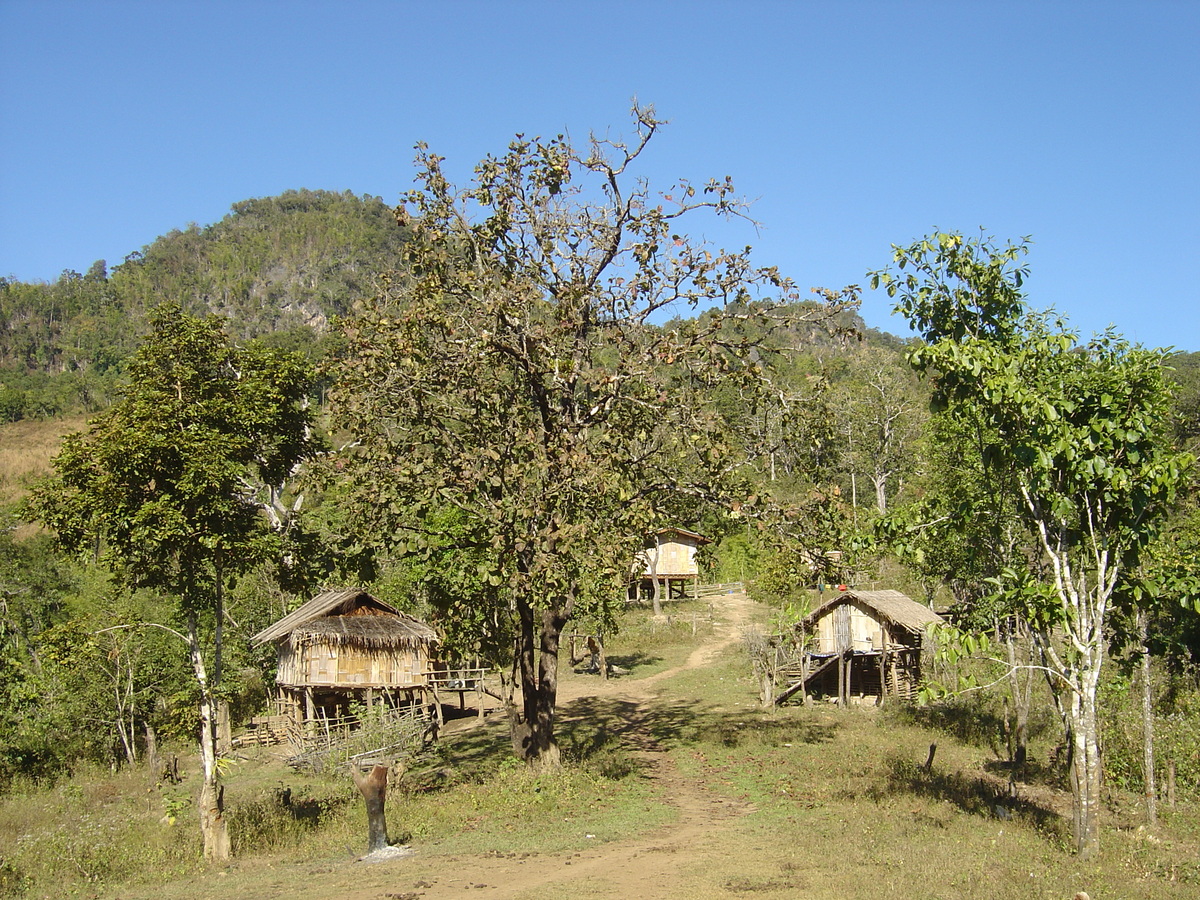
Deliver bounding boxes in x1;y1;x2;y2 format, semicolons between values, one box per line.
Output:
796;589;943;704
251;588;440;728
630;527;711;602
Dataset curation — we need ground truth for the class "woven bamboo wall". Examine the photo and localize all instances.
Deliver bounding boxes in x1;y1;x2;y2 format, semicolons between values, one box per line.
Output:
277;641;430;688
815;602;886;653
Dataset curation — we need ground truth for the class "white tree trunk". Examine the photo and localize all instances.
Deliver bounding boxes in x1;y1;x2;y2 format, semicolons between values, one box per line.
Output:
1067;681;1102;859
1138;609;1157;828
187;613;230;860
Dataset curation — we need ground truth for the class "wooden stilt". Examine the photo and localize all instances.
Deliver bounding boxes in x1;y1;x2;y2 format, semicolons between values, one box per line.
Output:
837;651;845;706
878;629;888;707
800;649;810;707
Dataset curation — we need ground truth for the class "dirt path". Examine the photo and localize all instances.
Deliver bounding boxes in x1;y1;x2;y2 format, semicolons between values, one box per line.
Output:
341;588;762;900
558;586;757;703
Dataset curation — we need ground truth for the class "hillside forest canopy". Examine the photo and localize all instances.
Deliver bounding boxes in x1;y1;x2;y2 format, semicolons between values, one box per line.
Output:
1;108;1199;867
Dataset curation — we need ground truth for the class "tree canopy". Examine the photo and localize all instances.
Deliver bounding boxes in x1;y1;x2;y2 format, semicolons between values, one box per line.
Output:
875;231;1192;856
327;105;854;767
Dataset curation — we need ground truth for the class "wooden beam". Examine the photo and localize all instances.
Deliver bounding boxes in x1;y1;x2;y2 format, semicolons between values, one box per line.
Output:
878;629;888;707
844;652;852;705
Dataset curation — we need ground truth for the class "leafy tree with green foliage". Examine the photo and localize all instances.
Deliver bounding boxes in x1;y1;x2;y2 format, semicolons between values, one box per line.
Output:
832;345;926;515
1107;507;1200;826
0;528;77;787
1167;351;1200;449
30;303;314;858
873;231;1192;857
328;104;852;769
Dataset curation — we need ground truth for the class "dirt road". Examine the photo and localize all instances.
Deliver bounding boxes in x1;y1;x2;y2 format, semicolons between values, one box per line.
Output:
341;588;760;900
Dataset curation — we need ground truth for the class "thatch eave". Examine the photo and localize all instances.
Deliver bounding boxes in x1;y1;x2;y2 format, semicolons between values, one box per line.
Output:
801;589;943;637
290;615;440;651
252;588;412;645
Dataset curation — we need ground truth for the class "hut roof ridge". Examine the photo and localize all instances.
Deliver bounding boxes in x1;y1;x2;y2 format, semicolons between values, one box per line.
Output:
653;527;711;543
802;588;943;634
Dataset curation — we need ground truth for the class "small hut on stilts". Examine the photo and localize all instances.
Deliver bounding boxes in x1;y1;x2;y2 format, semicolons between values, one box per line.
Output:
251;589;442;730
779;589;943;706
629;528;711;605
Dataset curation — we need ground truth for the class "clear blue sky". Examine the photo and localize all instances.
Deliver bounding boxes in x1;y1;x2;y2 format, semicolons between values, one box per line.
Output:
2;1;1197;350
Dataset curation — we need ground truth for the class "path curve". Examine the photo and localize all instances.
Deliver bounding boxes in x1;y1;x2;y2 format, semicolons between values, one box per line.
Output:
345;588;762;900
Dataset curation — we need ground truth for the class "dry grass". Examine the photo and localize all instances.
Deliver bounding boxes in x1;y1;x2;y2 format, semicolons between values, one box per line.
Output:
3;600;1198;899
0;416;86;508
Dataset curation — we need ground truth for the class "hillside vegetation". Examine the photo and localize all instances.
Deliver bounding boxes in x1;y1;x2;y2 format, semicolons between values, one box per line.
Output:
2;109;1200;888
0;189;403;420
2;593;1197;899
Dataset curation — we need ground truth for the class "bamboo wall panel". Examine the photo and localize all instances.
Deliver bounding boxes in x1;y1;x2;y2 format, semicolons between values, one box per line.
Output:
276;641;430;689
816;602;886;653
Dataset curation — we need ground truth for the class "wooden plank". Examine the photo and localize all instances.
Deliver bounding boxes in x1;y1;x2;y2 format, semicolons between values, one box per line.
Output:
774;655;838;705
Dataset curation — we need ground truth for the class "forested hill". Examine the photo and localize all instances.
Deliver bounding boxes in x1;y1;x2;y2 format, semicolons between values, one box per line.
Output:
0;189;407;417
0;189;882;421
4;187;1196;428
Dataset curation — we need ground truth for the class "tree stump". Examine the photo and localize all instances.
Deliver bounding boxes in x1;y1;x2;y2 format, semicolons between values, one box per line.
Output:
352;765;390;854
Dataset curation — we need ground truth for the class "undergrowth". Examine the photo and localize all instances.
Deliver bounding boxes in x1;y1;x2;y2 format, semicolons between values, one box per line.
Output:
2;597;1199;900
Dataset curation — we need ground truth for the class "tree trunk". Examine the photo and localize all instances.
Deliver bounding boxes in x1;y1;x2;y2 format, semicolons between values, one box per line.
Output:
216;700;233;756
508;600;567;770
113;657;138;766
197;696;230;860
145;721;161;780
1005;623;1031;773
352;765;390;854
871;473;888;515
1138;609;1157;828
1067;674;1102;859
531;606;567;770
650;534;663;617
188;613;230;860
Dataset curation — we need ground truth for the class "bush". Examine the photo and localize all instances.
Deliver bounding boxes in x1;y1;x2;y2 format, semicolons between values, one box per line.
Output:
228;785;354;856
1100;668;1200;801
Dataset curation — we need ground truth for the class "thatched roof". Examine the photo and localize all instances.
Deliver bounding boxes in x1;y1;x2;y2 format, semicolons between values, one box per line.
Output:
250;588;439;648
293;614;439;650
802;589;943;635
649;527;711;545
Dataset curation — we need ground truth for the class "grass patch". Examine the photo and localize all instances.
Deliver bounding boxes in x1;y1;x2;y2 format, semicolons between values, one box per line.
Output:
657;700;1200;900
4;593;1200;900
0;762;205;895
604;599;716;677
0;416;85;507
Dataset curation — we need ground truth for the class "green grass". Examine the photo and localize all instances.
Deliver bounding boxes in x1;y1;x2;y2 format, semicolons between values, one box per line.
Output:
602;598;717;677
3;600;1199;899
0;763;206;896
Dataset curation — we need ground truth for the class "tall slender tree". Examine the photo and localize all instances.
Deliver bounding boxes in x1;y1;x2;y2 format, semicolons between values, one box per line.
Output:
874;231;1191;857
31;303;314;858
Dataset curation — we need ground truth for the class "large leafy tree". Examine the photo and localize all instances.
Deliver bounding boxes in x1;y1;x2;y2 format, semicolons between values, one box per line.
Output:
329;105;851;768
874;231;1191;857
31;303;314;858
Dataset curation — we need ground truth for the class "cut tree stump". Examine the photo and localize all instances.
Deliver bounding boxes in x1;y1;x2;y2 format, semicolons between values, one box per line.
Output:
352;764;390;854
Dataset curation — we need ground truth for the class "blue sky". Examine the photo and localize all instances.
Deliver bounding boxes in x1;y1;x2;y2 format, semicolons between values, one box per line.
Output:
2;1;1196;350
